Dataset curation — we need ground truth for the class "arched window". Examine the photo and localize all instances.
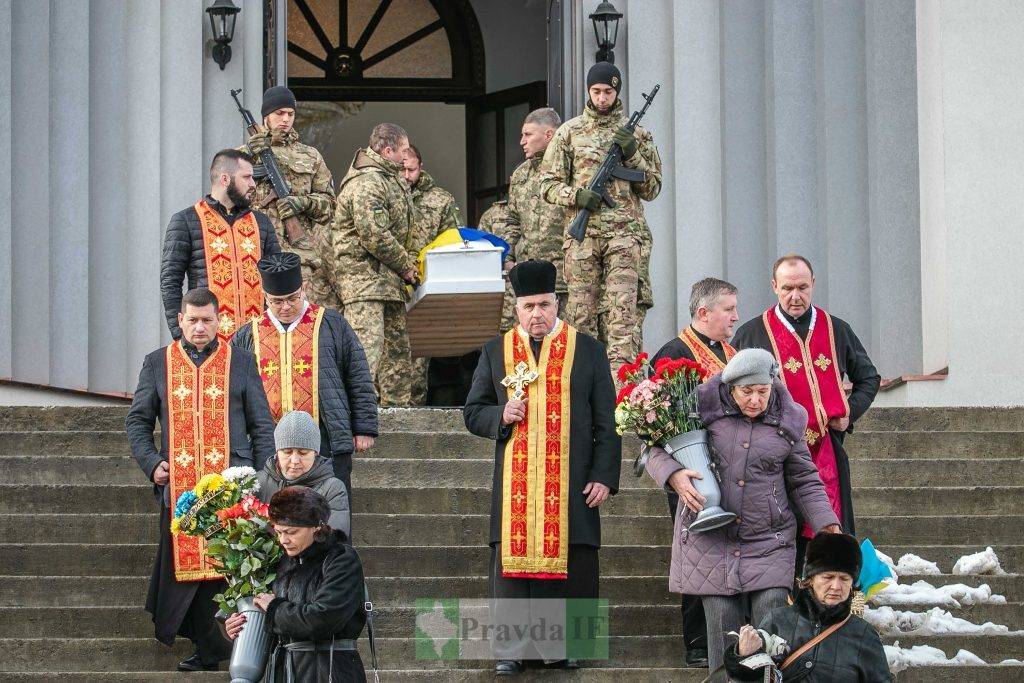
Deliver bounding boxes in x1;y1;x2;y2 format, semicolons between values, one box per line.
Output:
280;0;484;101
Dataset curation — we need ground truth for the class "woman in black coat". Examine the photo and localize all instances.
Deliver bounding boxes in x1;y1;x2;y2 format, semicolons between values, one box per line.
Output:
226;486;368;682
724;533;892;682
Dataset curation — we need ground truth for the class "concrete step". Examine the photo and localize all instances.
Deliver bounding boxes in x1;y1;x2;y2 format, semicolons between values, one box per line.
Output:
0;634;1020;672
2;454;1020;491
3;484;1017;525
6;427;1024;463
4;405;1023;434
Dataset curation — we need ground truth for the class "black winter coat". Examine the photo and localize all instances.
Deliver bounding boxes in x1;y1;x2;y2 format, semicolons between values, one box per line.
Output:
233;307;379;456
264;530;368;682
725;589;892;682
161;196;281;339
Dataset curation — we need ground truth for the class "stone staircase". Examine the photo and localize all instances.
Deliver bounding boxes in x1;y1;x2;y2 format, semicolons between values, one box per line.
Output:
0;405;1021;681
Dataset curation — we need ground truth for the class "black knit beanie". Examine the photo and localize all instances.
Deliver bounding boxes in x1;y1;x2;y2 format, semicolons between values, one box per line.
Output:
262;86;297;118
586;62;621;93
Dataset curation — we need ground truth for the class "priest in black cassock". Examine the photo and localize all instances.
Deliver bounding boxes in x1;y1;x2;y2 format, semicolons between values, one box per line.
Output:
649;276;740;669
464;259;621;676
126;287;276;671
732;254;880;571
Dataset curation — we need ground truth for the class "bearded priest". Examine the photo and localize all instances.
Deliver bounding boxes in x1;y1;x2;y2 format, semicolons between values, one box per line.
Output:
126;287;276;672
464;259;621;675
732;254;880;572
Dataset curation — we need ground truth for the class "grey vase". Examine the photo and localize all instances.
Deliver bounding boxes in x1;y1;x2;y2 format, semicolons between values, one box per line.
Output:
663;429;736;533
229;596;272;683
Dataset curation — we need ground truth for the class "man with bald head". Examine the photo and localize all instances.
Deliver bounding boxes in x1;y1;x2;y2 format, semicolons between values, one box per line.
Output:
732;254;880;572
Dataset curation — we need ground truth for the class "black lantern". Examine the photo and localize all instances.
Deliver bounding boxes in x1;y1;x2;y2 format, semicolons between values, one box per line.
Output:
589;1;623;64
206;0;240;70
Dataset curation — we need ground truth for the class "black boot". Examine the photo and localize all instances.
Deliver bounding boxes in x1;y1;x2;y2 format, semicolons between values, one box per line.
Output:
177;651;219;672
495;659;524;675
685;647;709;668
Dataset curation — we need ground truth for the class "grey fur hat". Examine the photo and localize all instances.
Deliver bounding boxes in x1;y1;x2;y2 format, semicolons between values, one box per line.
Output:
274;410;321;453
721;348;780;386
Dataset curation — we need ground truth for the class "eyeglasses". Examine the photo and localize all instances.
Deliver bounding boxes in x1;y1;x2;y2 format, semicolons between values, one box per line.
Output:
266;292;302;306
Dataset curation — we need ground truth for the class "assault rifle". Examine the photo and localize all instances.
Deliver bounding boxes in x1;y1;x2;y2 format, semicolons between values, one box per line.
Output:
567;84;660;242
230;88;306;244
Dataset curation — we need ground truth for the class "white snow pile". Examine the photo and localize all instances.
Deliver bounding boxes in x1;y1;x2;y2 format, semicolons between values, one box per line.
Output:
865;605;1017;636
885;642;985;673
870;580;1007;608
953;547;1008;576
998;659;1024;665
875;548;899;578
896;553;942;576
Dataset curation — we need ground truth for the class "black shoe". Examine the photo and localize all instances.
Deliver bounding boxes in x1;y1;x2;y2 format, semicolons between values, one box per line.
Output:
177;652;219;672
542;659;580;669
685;648;709;668
495;659;524;675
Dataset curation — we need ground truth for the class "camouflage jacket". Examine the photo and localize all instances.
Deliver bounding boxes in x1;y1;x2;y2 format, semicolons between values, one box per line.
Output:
241;129;335;263
506;156;569;292
409;171;462;254
477;199;510;239
539;99;662;239
327;147;416;304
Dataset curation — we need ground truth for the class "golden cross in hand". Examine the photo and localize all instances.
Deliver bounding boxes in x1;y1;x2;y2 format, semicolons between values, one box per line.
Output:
501;361;538;401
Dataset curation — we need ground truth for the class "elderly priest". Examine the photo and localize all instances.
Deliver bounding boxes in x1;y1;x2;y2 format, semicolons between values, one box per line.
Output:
464;259;621;675
233;252;379;505
125;287;276;671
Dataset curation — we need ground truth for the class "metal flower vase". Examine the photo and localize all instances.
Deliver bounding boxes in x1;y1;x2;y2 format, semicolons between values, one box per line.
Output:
229;596;271;683
663;429;736;533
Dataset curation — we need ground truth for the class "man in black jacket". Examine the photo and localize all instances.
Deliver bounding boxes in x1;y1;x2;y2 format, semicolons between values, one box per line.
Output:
233;253;378;506
126;287;276;671
161;149;281;340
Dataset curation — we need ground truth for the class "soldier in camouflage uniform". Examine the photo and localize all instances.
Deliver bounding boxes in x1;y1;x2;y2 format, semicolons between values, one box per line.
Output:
404;144;463;405
325;123;418;406
499;108;570;332
477;199;510;238
539;62;662;371
243;86;338;307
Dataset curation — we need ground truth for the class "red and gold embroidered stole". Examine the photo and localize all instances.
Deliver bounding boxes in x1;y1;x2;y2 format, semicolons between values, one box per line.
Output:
679;326;736;377
196;200;264;341
165;341;231;581
252;304;324;423
500;322;576;579
763;307;850;535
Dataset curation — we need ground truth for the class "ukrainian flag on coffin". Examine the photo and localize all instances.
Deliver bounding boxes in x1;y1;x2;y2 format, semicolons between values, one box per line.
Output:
417;228;510;281
859;538;894;598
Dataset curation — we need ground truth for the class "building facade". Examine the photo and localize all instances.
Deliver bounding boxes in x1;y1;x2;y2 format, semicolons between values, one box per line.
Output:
0;0;1021;406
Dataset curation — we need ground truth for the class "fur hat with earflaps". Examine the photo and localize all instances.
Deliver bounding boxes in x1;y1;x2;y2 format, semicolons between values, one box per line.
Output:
268;486;330;528
803;532;862;583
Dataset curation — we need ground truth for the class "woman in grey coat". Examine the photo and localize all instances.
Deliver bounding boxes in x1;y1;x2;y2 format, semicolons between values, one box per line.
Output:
258;411;351;538
646;348;840;675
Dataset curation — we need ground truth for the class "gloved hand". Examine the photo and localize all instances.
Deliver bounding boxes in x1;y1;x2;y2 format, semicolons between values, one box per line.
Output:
247;130;273;157
612;127;638;160
277;195;312;220
575;188;602;212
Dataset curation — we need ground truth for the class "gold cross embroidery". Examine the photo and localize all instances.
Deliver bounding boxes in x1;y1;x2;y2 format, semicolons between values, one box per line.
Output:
209;237;229;254
783;357;803;374
547;410;560;426
501;361;538;401
545;491;558;508
805;428;819;445
511;530;526;544
814;354;832;372
262;360;279;377
552;338;565;353
511;491;527;507
218;312;235;334
205;448;225;466
172;383;193;403
174;449;193;467
544;530;559;547
239;237;256;254
293;358;312;376
204;384;224;401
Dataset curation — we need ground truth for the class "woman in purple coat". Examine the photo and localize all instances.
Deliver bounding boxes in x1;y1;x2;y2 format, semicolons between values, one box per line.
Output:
646;348;841;676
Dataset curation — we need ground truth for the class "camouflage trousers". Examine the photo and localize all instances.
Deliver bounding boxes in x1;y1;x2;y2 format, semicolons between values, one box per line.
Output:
563;234;642;372
411;356;429;406
344;300;412;406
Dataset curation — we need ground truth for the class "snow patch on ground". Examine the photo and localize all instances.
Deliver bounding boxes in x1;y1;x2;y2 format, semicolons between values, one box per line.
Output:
896;553;942;576
998;659;1024;665
953;547;1008;576
871;580;1007;608
885;643;985;673
876;548;899;579
865;605;1016;636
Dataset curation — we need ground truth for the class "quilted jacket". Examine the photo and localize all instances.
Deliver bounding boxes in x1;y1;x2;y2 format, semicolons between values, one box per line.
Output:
646;375;838;596
160;196;281;338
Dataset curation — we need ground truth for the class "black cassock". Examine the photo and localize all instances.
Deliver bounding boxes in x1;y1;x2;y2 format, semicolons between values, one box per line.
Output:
732;308;880;565
125;340;276;664
464;327;621;660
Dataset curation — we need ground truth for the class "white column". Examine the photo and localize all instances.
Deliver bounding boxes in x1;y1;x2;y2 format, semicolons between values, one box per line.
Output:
0;0;12;378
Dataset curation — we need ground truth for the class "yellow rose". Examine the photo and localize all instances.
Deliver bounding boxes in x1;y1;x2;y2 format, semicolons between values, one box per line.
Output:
194;473;226;497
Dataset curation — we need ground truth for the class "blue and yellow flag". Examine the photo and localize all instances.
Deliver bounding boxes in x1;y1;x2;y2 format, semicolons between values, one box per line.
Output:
858;538;893;598
417;228;510;281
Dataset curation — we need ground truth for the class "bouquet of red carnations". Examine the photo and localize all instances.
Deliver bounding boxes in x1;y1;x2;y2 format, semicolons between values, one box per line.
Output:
614;352;709;446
